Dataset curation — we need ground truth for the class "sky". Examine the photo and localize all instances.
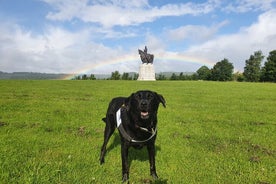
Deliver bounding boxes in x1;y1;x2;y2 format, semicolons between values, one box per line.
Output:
1;0;276;75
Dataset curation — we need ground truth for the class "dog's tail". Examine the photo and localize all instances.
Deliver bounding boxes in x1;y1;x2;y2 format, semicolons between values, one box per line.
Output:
102;117;107;123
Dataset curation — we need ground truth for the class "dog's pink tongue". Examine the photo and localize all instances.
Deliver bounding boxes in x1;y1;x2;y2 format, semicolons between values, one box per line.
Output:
141;112;149;116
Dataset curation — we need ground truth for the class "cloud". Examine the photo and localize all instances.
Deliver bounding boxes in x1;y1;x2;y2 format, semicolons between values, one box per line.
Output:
43;0;218;27
1;1;276;74
224;0;276;13
0;21;129;73
2;9;276;74
144;34;166;52
44;0;88;21
167;21;229;43
183;9;276;71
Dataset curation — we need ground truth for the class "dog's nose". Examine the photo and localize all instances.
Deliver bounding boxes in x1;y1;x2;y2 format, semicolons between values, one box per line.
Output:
140;100;148;107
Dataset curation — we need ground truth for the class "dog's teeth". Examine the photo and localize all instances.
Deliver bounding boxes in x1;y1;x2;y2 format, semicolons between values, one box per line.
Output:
141;112;149;116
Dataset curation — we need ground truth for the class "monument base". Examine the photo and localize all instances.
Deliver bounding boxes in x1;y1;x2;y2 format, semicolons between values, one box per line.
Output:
137;63;156;81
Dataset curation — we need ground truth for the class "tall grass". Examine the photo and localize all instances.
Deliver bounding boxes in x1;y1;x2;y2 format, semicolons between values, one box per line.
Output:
0;80;275;183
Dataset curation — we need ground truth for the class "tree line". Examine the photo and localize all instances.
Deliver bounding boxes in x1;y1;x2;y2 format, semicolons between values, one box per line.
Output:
108;71;138;80
73;49;276;82
164;49;276;82
73;72;138;80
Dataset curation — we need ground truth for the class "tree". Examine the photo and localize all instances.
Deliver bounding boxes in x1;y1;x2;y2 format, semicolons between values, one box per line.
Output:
211;58;234;81
89;74;96;80
157;74;166;80
110;71;121;80
122;73;131;80
170;73;178;80
261;50;276;82
196;66;211;80
243;50;264;82
179;72;184;80
133;73;139;80
233;72;244;82
73;75;81;80
82;74;88;80
178;72;191;80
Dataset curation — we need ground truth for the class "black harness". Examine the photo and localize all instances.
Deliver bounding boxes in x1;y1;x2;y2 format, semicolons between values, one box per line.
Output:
116;104;157;143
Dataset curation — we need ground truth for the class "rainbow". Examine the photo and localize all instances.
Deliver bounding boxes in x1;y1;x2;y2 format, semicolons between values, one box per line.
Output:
62;53;215;80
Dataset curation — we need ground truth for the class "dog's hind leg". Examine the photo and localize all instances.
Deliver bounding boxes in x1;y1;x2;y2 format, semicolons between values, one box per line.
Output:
100;115;116;164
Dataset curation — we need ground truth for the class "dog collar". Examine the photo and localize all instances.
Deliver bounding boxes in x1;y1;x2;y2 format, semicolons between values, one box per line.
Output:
116;107;157;143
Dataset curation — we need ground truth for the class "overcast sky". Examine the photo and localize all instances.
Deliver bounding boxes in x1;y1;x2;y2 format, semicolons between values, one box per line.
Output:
1;0;276;74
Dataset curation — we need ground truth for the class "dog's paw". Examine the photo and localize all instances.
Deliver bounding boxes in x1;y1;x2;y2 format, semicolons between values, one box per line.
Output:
122;174;129;183
99;158;105;165
151;172;158;180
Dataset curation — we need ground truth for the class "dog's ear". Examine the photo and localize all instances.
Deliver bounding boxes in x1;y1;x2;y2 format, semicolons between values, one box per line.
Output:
155;92;166;108
124;93;134;109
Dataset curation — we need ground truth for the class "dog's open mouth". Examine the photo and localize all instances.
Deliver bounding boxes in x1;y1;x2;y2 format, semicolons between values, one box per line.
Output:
140;111;149;119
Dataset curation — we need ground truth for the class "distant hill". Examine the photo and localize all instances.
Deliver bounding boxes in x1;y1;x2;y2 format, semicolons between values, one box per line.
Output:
0;71;194;80
0;71;68;80
0;71;114;80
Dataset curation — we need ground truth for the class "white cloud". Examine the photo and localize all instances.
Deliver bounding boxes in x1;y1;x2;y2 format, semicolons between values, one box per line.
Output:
2;9;276;74
1;1;276;74
144;34;166;53
0;22;43;53
183;9;276;71
167;21;229;43
0;22;129;73
43;0;218;27
44;0;88;21
224;0;276;13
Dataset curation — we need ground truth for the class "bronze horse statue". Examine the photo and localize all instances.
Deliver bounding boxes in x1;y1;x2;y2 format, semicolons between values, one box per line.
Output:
138;46;154;64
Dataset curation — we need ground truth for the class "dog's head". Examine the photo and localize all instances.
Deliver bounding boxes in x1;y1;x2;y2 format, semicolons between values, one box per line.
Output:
127;90;166;120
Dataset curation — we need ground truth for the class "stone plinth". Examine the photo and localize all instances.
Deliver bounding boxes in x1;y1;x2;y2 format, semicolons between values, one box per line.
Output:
137;63;156;81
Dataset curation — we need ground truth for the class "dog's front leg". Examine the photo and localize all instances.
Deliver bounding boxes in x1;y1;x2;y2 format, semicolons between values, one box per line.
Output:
147;144;158;179
121;142;129;182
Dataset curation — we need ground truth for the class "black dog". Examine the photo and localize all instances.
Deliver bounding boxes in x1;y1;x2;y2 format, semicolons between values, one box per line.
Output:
100;90;166;182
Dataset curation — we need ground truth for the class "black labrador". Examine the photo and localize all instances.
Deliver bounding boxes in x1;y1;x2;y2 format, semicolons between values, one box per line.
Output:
100;90;166;182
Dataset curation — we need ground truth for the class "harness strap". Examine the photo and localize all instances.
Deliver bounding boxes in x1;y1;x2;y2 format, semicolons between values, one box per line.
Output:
116;106;156;143
132;128;157;143
138;126;153;133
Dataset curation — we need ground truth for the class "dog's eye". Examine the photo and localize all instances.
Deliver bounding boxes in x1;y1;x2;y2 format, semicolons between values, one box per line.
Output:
147;93;154;99
135;93;142;99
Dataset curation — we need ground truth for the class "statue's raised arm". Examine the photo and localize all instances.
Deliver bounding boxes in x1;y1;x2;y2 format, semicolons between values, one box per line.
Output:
138;46;154;64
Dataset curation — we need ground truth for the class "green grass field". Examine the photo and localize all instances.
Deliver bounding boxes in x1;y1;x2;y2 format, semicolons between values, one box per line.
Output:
0;80;275;183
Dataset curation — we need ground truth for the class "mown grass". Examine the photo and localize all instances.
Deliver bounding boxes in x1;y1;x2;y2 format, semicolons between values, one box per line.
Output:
0;80;275;183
